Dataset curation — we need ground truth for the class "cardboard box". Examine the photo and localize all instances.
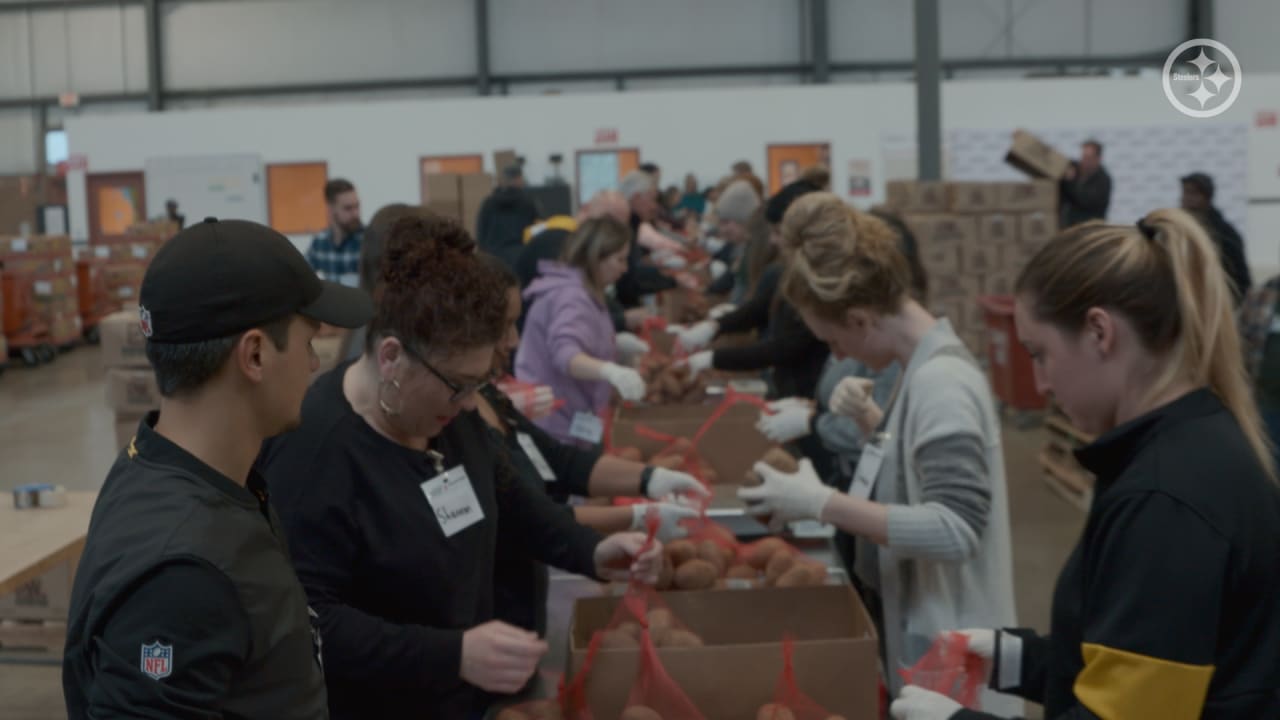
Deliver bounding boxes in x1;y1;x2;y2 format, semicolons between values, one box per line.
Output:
0;555;76;621
103;263;147;288
100;310;149;368
30;274;77;299
86;240;159;263
885;180;947;212
979;213;1019;246
48;312;82;343
112;282;142;301
993;181;1057;212
1005;130;1071;179
931;274;983;301
905;214;977;277
0;234;72;256
106;368;160;415
124;219;179;240
313;335;343;378
114;413;145;450
946;182;997;213
0;175;45;234
610;401;772;486
0;255;70;275
423;173;462;219
1019;211;1057;253
962;242;1007;276
982;271;1018;297
493;149;518;174
568;586;878;720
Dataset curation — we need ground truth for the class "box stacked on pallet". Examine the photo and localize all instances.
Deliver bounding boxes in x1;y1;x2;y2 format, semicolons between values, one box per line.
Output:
0;234;81;348
885;180;1058;357
87;232;167;306
99;309;157;449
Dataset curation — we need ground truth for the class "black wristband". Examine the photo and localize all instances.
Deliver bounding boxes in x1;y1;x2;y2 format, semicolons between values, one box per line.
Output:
639;466;655;497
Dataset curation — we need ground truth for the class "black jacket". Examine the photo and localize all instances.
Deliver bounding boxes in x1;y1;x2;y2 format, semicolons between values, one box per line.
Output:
1058;166;1112;228
958;389;1280;719
477;187;540;268
1196;206;1252;305
258;363;602;720
64;414;327;720
712;264;830;400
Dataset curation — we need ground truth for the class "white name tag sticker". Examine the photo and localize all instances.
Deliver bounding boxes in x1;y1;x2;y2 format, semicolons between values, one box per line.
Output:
516;432;557;482
420;465;485;538
568;412;604;444
849;442;885;501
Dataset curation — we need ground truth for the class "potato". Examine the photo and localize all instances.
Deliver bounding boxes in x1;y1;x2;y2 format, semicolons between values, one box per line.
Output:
762;447;799;473
696;541;729;574
742;468;763;487
646;608;674;631
525;700;563;720
663;629;704;647
599;628;640;649
673;559;718;590
776;565;818;588
726;563;758;580
495;709;530;720
617;621;642;639
757;705;797;720
656;554;674;590
744;538;787;570
666;539;696;567
614;447;644;463
649;454;684;470
620;706;663;720
648;625;672;647
764;552;795;587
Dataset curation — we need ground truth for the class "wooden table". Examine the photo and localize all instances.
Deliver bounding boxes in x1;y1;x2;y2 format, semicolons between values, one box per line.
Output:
0;491;96;597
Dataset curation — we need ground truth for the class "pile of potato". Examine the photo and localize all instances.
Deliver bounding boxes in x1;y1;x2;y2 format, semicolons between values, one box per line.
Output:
740;447;798;486
612;439;719;485
597;607;704;650
758;705;848;720
656;536;827;592
637;355;708;404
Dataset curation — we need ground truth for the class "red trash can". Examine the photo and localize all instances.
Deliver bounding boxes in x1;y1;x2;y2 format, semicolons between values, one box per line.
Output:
978;295;1046;411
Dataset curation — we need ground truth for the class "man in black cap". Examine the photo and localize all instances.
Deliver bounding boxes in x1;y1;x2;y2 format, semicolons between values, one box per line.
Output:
63;218;373;719
1059;139;1112;228
476;164;540;269
1182;171;1252;305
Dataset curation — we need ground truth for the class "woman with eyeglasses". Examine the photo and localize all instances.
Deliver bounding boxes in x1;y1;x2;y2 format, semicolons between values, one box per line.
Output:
516;216;647;446
258;216;661;720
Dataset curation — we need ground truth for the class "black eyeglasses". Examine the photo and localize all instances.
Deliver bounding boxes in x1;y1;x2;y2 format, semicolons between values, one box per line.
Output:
398;340;492;403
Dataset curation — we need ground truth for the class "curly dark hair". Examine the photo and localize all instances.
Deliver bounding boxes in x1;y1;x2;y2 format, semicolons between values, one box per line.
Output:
366;215;508;357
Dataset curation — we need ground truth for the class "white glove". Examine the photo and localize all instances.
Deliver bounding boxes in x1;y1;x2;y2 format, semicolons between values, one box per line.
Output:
737;458;834;531
708;303;736;320
953;628;1020;689
890;686;963;720
615;332;651;363
600;362;646;402
702;236;726;255
709;259;728;280
686;350;714;376
647;467;711;500
954;628;995;661
674;321;717;351
755;401;814;443
830;377;879;421
631;502;700;541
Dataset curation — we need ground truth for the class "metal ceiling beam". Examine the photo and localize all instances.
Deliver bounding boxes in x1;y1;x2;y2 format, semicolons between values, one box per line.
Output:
1189;0;1213;39
144;0;163;111
475;0;491;96
161;76;476;102
914;0;942;181
0;92;148;111
0;0;141;12
810;0;830;83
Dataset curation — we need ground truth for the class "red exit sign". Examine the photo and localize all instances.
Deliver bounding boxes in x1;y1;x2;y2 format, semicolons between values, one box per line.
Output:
594;128;619;145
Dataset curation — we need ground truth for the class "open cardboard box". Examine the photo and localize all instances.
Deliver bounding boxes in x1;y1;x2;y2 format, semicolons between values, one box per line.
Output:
567;585;879;719
610;401;772;488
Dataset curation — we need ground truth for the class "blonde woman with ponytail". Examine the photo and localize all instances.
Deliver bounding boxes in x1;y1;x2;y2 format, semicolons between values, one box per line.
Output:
737;193;1020;717
892;210;1280;720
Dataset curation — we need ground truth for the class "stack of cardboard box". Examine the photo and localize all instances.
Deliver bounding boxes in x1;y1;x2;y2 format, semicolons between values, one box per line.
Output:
421;173;494;238
885;180;1058;356
100;310;158;449
0;234;81;345
87;234;166;305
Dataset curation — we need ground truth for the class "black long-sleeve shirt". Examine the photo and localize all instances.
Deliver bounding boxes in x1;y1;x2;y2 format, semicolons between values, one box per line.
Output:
1058;166;1112;228
711;264;830;399
258;363;603;720
956;389;1280;719
1196;205;1252;305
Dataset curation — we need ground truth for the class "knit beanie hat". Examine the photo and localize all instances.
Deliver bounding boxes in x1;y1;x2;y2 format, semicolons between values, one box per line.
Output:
715;180;761;223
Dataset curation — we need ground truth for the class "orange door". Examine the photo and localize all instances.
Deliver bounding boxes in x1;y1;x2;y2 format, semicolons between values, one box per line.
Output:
86;172;146;240
766;143;831;195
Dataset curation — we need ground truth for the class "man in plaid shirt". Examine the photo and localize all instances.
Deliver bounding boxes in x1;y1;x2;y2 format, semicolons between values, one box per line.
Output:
307;178;363;287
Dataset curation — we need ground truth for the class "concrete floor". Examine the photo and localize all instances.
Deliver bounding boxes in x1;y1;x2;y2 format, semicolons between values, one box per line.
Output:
0;345;1082;719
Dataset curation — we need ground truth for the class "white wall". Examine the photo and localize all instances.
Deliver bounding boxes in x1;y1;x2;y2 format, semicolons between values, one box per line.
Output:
65;71;1280;272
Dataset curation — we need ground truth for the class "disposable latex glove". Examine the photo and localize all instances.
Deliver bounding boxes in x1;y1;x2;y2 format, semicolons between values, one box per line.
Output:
685;350;714;376
647;468;711;500
755;400;814;443
672;321;717;351
737;458;834;531
708;303;737;320
594;531;662;583
889;686;963;720
615;332;651;363
709;259;728;280
655;251;687;270
953;628;1022;689
830;377;881;428
702;236;726;255
600;362;646;402
630;502;699;541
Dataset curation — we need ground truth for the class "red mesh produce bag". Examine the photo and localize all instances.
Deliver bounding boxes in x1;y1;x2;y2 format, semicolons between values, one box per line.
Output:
620;628;707;720
758;635;847;720
662;516;828;592
897;631;985;709
596;509;704;647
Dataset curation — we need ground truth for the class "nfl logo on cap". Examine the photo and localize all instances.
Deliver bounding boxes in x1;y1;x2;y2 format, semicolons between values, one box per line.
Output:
138;307;153;338
140;641;172;679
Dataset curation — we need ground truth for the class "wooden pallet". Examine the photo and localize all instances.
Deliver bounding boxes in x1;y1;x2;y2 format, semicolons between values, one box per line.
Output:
0;619;65;653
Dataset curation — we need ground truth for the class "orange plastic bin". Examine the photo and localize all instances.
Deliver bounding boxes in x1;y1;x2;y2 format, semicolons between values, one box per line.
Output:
978;295;1046;411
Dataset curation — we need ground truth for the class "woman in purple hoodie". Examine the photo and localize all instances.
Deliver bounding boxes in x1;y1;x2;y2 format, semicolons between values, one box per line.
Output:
516;217;647;445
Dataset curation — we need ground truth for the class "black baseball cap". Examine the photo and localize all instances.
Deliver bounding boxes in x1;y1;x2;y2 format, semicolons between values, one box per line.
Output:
139;218;373;343
1180;172;1215;199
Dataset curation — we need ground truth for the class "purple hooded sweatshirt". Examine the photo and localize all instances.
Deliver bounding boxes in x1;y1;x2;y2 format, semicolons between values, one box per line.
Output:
516;261;618;443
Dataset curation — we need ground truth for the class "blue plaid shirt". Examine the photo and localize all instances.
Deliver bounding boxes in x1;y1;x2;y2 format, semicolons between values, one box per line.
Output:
307;228;363;287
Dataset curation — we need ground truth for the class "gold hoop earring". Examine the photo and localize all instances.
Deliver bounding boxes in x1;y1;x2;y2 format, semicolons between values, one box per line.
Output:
378;378;403;416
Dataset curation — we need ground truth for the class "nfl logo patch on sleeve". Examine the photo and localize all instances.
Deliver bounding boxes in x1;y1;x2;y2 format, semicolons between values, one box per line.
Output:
140;641;173;680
